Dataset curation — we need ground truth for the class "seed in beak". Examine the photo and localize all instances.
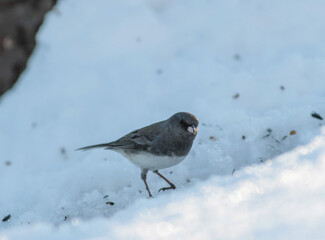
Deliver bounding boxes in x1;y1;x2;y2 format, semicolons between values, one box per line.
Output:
187;125;196;134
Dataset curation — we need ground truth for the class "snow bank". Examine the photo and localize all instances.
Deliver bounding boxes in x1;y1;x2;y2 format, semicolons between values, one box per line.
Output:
2;130;325;239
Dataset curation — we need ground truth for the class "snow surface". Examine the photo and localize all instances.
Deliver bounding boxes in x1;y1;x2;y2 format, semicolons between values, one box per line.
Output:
1;0;325;239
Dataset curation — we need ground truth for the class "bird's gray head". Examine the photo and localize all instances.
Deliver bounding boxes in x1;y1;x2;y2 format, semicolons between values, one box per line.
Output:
168;112;199;137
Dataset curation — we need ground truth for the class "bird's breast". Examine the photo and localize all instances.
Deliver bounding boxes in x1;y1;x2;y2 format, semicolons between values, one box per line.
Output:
123;152;186;171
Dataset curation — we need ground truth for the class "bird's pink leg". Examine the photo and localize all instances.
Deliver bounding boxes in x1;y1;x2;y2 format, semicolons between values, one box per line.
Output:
153;170;176;192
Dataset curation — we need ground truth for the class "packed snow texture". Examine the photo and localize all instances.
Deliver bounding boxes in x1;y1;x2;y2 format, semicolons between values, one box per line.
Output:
1;0;325;239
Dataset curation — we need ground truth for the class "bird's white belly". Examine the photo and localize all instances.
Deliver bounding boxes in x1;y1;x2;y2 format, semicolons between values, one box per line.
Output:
121;152;186;170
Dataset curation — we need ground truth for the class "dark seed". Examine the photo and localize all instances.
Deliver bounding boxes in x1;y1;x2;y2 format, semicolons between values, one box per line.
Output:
262;133;271;138
311;112;323;120
103;195;109;199
2;214;11;222
232;93;240;99
209;136;216;141
233;54;241;61
156;69;162;75
60;147;66;155
263;129;272;138
274;138;280;143
106;201;115;206
242;135;246;140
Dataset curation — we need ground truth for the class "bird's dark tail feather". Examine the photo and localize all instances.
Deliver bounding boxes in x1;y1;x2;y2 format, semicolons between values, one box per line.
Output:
76;143;110;151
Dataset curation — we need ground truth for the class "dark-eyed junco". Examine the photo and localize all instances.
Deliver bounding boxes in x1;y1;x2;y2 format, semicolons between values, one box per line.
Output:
78;112;199;197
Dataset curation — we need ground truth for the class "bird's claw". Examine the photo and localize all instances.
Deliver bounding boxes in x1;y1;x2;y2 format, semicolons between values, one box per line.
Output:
158;186;176;192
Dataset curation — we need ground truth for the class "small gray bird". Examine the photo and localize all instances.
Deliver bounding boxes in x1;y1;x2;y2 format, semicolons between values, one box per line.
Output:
78;112;199;197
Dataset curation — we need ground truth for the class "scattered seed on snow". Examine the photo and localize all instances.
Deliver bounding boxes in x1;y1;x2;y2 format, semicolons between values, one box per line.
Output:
2;214;11;222
311;112;323;120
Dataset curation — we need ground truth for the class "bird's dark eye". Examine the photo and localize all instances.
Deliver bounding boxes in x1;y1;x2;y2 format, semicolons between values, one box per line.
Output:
179;119;189;129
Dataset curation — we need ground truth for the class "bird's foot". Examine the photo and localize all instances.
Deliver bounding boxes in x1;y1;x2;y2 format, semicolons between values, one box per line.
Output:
158;185;176;192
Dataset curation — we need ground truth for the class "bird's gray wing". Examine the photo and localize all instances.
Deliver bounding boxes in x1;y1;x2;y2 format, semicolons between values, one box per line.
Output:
109;121;164;151
77;121;164;151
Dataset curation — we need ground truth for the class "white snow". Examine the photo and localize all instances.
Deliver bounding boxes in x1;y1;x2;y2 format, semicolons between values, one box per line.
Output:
1;0;325;239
